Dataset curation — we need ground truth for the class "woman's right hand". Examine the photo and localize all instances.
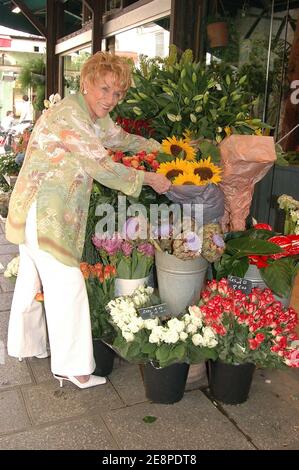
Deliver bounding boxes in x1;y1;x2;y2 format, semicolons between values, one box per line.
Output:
143;172;171;194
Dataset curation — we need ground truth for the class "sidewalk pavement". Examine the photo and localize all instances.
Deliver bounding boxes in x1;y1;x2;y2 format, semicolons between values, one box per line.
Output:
0;218;299;450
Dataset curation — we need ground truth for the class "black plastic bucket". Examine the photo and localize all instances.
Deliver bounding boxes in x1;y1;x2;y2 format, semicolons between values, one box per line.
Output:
208;360;255;405
141;362;190;404
93;339;115;376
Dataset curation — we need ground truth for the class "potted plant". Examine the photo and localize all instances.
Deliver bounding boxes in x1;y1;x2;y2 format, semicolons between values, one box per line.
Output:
190;278;299;404
80;262;117;376
214;224;299;300
92;219;155;297
106;285;217;403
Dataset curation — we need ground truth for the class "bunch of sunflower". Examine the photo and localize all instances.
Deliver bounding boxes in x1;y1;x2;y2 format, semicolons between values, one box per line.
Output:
157;136;222;186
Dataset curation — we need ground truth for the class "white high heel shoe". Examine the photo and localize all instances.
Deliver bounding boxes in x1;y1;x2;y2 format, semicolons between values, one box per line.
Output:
53;374;106;389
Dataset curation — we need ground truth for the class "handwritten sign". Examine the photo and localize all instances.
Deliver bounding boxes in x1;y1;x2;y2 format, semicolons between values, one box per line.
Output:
138;303;169;320
228;275;252;294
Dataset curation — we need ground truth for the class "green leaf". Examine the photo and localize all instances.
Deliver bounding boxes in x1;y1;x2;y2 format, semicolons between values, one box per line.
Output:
198;141;220;162
226;238;283;257
261;258;296;297
143;416;157;424
156;153;174;163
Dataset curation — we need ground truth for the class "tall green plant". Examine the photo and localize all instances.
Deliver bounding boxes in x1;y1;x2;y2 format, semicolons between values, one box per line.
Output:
18;57;46;111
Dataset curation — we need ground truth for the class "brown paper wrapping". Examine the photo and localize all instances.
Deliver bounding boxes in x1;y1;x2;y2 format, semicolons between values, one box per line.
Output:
219;135;276;232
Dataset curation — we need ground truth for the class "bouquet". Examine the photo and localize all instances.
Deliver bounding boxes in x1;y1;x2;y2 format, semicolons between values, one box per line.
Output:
106;285;217;368
191;278;299;368
80;262;116;340
214;224;299;297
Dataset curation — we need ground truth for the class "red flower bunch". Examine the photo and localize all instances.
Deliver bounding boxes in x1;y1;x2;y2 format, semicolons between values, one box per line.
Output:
197;278;299;368
80;262;116;282
249;224;299;268
108;149;160;172
116;117;154;138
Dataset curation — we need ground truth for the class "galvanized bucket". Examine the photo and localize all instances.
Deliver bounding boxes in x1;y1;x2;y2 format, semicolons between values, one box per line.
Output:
155;250;209;316
244;264;290;307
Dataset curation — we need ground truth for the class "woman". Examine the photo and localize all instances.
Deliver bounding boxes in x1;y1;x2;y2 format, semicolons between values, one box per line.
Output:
6;52;170;389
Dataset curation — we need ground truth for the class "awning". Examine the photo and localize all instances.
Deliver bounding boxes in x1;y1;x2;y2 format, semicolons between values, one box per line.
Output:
0;0;82;37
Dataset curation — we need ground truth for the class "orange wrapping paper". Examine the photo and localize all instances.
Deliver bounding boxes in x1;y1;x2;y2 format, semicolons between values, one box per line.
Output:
219;135;276;232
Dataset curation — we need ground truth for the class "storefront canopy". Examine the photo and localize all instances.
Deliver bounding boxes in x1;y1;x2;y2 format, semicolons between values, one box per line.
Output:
0;0;82;36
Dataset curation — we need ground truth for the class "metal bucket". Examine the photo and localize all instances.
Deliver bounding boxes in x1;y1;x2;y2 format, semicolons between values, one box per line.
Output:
244;264;290;307
155;250;209;316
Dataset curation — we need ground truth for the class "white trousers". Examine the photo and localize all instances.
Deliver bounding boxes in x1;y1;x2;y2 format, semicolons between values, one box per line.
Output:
7;202;96;376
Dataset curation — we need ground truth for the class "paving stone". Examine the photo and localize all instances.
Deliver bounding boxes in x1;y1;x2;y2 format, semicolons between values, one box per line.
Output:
0;254;17;274
0;389;31;435
221;369;299;449
108;361;147;405
0;243;18;255
0;414;118;450
0;310;9;342
0;354;32;389
22;378;124;426
0;292;13;311
27;356;53;384
0;274;16;293
0;234;8;244
103;391;254;450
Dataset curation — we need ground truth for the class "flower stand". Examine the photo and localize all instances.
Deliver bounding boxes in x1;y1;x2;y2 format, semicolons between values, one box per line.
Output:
140;362;190;404
93;339;115;376
208;360;255;405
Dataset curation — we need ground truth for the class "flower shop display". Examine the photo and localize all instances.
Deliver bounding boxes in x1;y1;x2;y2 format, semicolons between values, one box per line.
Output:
277;194;299;235
80;262;117;376
214;225;299;299
219;134;277;232
106;285;217;403
191;279;299;403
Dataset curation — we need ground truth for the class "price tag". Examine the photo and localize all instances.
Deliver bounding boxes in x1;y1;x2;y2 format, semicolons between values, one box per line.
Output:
138;303;169;320
228;275;252;294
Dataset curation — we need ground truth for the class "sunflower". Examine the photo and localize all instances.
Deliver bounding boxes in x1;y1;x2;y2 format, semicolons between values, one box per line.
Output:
157;159;192;181
190;157;222;185
172;173;202;186
161;136;196;161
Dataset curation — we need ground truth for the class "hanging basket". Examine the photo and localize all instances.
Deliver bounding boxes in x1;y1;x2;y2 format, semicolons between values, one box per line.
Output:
207;21;229;48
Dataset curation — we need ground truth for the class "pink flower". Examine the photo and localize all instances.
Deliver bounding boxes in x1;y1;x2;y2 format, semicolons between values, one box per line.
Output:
137;242;155;257
121;241;133;257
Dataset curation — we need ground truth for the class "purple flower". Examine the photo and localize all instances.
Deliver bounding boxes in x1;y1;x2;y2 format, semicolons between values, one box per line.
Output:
185;232;202;252
101;235;122;256
212;234;225;248
151;222;173;239
121;241;133;257
92;235;103;249
137;242;155;257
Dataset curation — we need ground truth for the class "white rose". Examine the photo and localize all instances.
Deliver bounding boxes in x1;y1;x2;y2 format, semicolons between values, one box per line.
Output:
167;318;185;333
162;329;180;344
144;318;159;330
122;331;135;342
180;331;188;341
192;333;203;346
186;323;197;334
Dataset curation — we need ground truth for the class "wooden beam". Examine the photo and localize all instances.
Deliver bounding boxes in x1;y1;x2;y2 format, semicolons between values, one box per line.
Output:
46;0;63;97
170;0;206;61
83;0;105;54
11;0;46;37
